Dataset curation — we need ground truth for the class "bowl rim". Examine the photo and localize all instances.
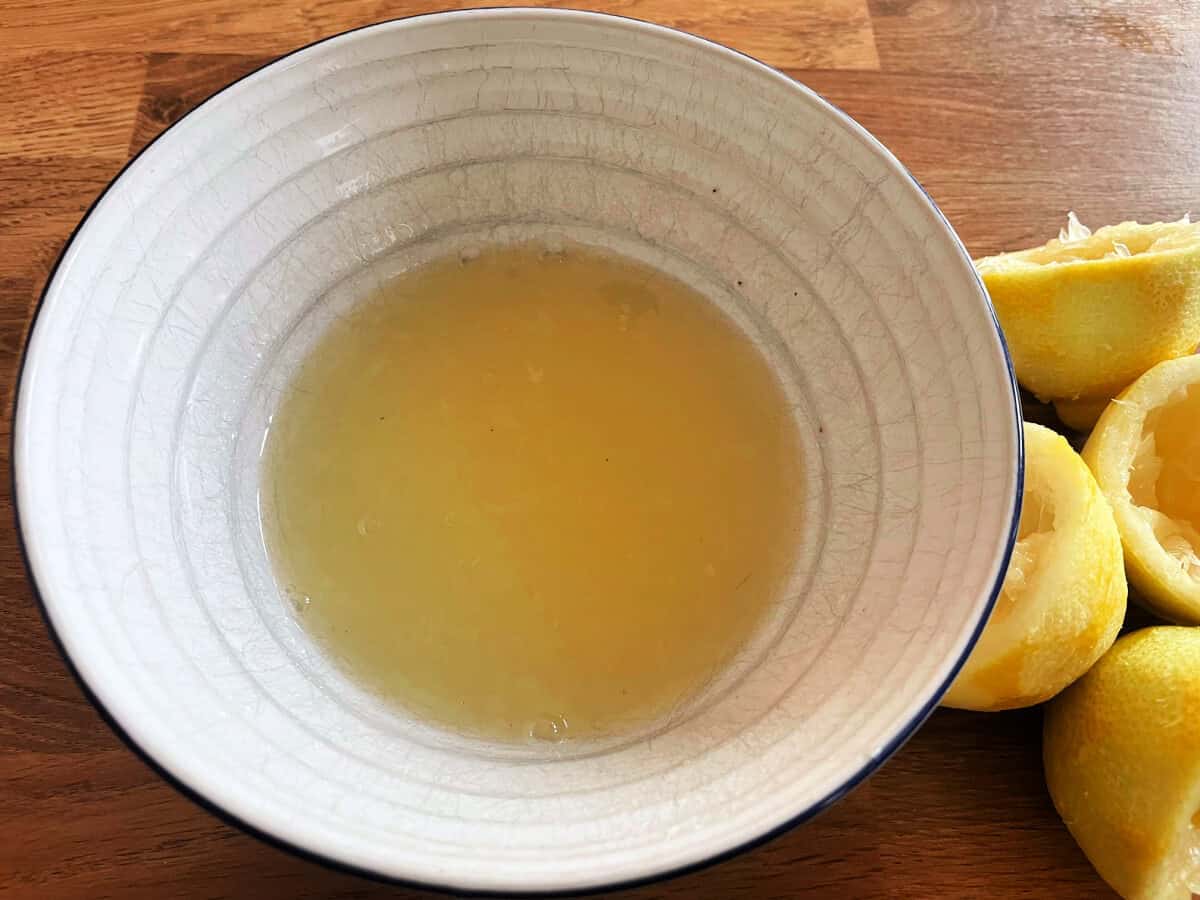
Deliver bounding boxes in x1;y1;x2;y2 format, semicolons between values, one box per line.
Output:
13;6;1024;895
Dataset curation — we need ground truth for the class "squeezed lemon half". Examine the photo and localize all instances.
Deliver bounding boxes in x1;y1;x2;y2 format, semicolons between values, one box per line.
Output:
976;214;1200;429
943;422;1126;711
1084;354;1200;624
1044;627;1200;900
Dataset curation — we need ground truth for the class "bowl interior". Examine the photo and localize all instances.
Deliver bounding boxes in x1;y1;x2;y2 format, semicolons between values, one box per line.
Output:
16;9;1020;892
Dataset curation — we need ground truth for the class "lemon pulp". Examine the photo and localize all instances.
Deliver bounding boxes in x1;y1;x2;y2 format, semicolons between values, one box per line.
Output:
1007;212;1200;266
1085;356;1200;623
1184;811;1200;893
941;422;1125;711
1129;382;1200;582
989;479;1054;627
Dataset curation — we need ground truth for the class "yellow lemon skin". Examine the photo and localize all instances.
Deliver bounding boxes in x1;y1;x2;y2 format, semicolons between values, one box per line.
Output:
942;422;1126;711
976;218;1200;429
1083;355;1200;624
1044;627;1200;900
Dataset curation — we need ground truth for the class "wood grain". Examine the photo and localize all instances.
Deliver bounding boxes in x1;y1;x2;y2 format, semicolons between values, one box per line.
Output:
1;53;147;159
4;1;1198;897
5;0;879;69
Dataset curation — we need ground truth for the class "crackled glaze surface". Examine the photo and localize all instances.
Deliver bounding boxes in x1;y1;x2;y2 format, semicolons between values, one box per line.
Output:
15;10;1020;892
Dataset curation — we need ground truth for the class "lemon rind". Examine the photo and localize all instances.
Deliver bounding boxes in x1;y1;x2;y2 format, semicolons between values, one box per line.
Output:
1083;356;1200;624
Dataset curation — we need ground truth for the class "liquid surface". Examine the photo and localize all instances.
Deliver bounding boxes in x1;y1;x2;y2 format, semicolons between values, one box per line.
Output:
262;243;802;743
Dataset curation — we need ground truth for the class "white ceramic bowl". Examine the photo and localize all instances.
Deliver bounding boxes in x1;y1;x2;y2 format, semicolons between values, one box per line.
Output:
15;9;1022;893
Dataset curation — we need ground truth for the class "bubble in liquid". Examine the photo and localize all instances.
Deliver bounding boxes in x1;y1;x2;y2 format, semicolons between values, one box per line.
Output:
528;714;570;743
288;590;313;615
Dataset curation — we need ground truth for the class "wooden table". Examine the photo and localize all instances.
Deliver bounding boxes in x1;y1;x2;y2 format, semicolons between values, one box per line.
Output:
3;2;1198;897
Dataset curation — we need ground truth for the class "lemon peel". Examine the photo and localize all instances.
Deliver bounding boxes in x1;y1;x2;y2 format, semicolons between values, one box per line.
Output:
1084;355;1200;623
976;214;1200;429
1044;627;1200;900
942;422;1126;710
